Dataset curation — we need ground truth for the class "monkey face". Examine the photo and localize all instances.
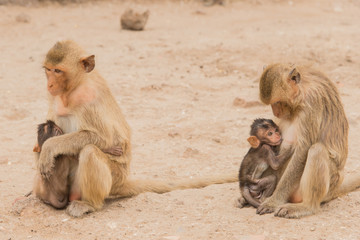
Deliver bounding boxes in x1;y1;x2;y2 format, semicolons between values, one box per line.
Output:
271;102;291;119
265;127;282;146
44;65;67;96
43;40;95;97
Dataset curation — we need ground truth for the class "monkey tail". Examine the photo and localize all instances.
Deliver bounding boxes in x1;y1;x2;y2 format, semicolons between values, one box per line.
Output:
112;173;238;198
324;174;360;202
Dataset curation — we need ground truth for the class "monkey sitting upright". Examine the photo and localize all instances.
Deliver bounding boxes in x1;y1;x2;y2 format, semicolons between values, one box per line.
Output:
33;120;122;208
237;118;290;208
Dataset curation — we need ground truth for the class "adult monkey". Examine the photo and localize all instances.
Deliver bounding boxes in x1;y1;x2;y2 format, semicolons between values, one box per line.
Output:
256;63;360;218
35;40;237;217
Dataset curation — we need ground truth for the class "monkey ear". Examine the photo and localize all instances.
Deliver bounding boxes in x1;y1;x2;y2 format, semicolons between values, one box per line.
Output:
81;55;95;73
247;136;261;148
33;144;41;153
289;68;300;84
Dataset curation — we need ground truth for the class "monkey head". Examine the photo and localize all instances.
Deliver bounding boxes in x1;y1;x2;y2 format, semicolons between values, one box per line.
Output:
43;40;95;96
259;64;301;119
33;120;64;153
247;118;282;148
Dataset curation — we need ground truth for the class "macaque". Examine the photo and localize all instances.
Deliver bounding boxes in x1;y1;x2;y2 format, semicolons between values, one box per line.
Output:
256;63;360;218
33;120;123;208
238;119;291;208
34;40;237;217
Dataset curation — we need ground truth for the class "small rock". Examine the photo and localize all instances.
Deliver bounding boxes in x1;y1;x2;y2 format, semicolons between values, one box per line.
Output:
168;132;180;138
16;13;31;23
212;138;221;143
233;97;263;108
162;236;180;240
121;9;149;31
183;148;199;158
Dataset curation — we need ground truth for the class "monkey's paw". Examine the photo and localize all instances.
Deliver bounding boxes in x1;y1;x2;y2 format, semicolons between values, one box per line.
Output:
66;201;95;218
275;203;315;219
236;197;247;208
256;199;278;215
37;148;55;180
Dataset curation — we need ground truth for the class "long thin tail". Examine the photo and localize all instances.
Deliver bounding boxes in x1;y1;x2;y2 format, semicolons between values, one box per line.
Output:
324;173;360;202
113;172;238;198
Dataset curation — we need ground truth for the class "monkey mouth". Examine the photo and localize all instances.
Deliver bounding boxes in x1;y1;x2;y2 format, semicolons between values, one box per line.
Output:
273;138;283;146
48;88;58;96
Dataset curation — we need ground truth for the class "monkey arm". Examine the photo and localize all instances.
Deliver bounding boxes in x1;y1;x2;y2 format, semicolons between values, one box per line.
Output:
274;149;306;199
245;175;260;184
102;146;123;156
37;130;103;179
266;146;294;171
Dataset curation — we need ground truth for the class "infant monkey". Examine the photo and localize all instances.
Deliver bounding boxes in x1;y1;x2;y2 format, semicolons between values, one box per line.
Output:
238;118;287;208
33;120;122;208
33;120;123;156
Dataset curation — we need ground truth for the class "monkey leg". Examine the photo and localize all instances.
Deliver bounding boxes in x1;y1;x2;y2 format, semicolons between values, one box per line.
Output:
259;175;277;200
257;149;307;215
275;143;330;218
242;186;261;208
66;144;112;217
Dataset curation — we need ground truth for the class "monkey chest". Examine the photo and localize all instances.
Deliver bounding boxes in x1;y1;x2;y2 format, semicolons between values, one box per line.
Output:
251;161;269;179
56;115;79;134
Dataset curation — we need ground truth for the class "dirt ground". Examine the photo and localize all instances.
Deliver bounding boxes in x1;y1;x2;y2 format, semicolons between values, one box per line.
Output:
1;0;360;239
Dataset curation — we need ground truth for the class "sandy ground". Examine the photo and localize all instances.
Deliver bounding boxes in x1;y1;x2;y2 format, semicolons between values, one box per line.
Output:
1;0;360;239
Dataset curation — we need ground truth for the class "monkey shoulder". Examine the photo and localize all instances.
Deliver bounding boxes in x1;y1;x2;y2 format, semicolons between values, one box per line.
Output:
70;83;98;107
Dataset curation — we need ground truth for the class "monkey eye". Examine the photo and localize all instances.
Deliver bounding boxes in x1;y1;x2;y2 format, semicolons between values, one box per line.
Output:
54;69;62;74
268;131;273;136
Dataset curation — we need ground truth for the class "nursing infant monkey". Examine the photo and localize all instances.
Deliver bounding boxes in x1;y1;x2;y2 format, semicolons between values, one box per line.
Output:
238;118;291;208
252;63;360;218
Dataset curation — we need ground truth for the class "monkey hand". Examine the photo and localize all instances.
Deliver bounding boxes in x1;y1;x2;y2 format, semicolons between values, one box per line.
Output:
102;145;123;156
37;141;56;180
256;197;279;215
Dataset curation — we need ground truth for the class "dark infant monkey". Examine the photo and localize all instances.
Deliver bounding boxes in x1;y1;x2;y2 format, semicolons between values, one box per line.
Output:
238;118;291;208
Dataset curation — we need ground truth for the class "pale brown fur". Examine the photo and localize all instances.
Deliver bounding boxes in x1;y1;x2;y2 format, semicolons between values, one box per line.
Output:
33;120;123;208
34;40;237;217
256;63;359;218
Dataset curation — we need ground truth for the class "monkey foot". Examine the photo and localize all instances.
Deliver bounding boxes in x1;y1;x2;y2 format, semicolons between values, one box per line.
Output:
274;203;316;219
66;200;95;218
256;200;278;215
38;158;55;180
236;197;247;208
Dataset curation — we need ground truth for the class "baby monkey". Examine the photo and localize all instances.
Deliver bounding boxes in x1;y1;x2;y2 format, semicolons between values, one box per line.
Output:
238;118;287;208
33;120;122;208
33;120;123;156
